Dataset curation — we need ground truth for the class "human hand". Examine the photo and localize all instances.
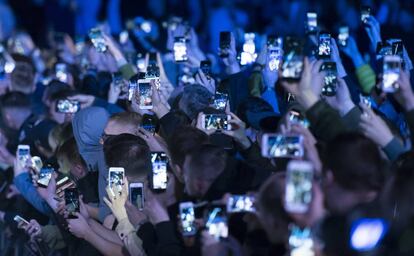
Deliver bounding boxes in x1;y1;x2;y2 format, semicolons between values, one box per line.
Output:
68;94;95;109
67;212;91;239
323;78;355;116
219;33;240;74
24;219;42;241
195;69;215;94
151;83;170;119
108;81;121;104
330;39;347;78
103;178;129;221
359;104;393;147
125;201;148;227
143;188;169;225
79;196;90;220
364;16;382;50
280;58;324;109
394;70;414;112
196;112;215;135
136;127;169;153
222;112;251;150
339;36;360;58
35;172;59;211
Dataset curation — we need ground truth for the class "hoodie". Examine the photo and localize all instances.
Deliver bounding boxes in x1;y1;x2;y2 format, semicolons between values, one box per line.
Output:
72;107;111;221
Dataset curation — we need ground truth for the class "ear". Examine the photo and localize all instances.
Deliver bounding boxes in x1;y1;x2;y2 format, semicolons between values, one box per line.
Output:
72;163;87;179
172;164;184;183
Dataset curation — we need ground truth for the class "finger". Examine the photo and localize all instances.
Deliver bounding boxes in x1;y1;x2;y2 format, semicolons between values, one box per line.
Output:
103;197;113;209
105;186;115;199
221;130;234;137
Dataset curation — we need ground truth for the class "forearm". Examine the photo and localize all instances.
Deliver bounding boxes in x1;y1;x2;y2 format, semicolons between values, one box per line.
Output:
225;63;241;75
382;137;406;162
116;218;146;256
248;71;263;97
88;218;123;246
84;228;126;256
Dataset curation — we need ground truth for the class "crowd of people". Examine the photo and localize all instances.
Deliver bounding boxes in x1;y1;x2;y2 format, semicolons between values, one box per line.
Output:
0;0;413;255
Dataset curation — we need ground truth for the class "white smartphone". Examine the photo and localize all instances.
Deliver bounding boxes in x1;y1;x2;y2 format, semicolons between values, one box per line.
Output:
31;156;43;173
129;182;144;210
173;37;188;62
306;12;318;33
108;167;125;195
179;202;197;236
261;134;304;158
382;55;401;93
13;215;29;227
206;206;228;240
138;79;153;110
17;145;30;167
201;114;232;131
151;152;168;191
285;160;313;213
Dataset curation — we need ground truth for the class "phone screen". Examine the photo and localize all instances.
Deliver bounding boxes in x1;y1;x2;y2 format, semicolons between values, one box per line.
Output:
56;99;80;113
200;60;212;77
17;145;30;167
13;215;29;227
138;81;153;109
213;92;228;110
307;12;318;32
141;114;157;134
65;188;79;218
151;152;168;190
89;28;107;52
206;206;228;240
281;37;304;81
130;184;144;210
318;33;331;59
227;195;255;213
109;168;124;194
320;62;338;96
350;218;388;251
338;26;349;47
119;30;129;44
361;6;371;23
288;110;310;128
204;114;230;130
128;79;138;101
180;202;196;236
219;32;231;49
285;161;313;213
174;37;188;62
289;224;315;256
382;55;400;93
37;166;53;187
240;33;257;65
262;134;304;158
55;63;68;83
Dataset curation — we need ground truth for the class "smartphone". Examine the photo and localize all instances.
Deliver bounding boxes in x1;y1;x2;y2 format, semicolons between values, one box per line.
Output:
65;188;79;219
306;12;318;33
219;31;231;58
281;37;304;82
108;167;125;195
318;33;331;59
391;39;403;57
361;6;371;23
56;176;76;197
138;79;153;109
136;52;146;71
37;166;54;188
261;134;304;158
56;99;80;113
31;156;43;173
128;77;138;101
89;28;107;52
141;114;157;134
288;110;310;128
129;182;144;210
75;36;85;54
13;215;29;227
320;62;338;96
151;152;168;191
267;37;283;71
200;60;212;78
338;26;349;47
227;195;255;213
145;64;160;80
173;37;188;62
240;33;257;65
119;30;129;44
202;114;231;131
213;92;228;111
206;206;228;240
55;63;68;83
289;224;315;256
179;202;197;236
350;218;388;251
285;160;313;213
17;145;30;167
382;55;401;93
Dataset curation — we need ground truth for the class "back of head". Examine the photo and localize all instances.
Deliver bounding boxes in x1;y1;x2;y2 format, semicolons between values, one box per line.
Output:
322;132;385;192
104;134;151;181
179;84;213;120
106;112;142;135
57;137;87;174
10;59;36;94
168;125;210;168
1;91;31;110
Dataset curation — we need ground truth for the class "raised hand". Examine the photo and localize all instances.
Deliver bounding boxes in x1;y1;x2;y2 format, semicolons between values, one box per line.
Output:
359;104;393;148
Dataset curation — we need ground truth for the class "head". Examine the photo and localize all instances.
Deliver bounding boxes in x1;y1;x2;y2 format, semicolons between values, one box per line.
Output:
321;132;386;214
167;126;210;182
48;123;74;154
178;84;213;120
56;137;88;179
103;112;142;142
0;91;32;130
182;144;227;198
104;134;152;182
10;56;36;94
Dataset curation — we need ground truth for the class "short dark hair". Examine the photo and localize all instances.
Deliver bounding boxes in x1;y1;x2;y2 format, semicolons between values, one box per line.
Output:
104;134;151;181
10;61;35;94
179;84;213;120
322;132;386;191
168;126;210;167
1;91;31;109
185;144;227;180
109;112;142;128
56;137;86;168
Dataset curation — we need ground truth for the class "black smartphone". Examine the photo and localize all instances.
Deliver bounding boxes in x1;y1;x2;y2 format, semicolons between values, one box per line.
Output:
141;114;157;134
320;62;338;96
281;37;304;82
56;99;81;113
200;60;212;78
219;31;231;58
65;188;79;219
150;152;168;191
361;6;371;23
213;92;229;111
318;33;331;59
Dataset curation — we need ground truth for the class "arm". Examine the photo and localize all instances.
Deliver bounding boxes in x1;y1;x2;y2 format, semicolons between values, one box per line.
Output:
88;218;123;246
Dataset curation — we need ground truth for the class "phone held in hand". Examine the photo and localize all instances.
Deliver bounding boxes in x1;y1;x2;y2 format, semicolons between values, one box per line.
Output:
219;31;231;58
338;26;349;47
317;33;331;60
320;62;338;96
150;152;168;191
37;166;54;188
361;6;371;24
129;182;144;210
200;60;212;78
213;92;228;111
17;145;30;167
89;28;107;52
281;37;304;82
13;215;29;228
306;12;318;34
285;160;313;214
202;114;232;131
267;36;283;72
141;114;157;134
206;205;228;240
288;110;310;128
138;79;153;110
227;195;255;213
289;224;315;256
56;99;81;113
261;134;304;158
240;33;257;65
108;167;125;195
65;188;80;219
179;202;197;236
173;37;188;62
55;63;68;83
382;55;401;93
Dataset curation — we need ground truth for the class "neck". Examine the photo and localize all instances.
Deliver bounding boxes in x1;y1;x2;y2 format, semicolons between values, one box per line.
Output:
15;110;32;130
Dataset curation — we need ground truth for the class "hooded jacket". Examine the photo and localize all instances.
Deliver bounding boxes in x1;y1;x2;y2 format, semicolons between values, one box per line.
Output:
72;107;111;221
